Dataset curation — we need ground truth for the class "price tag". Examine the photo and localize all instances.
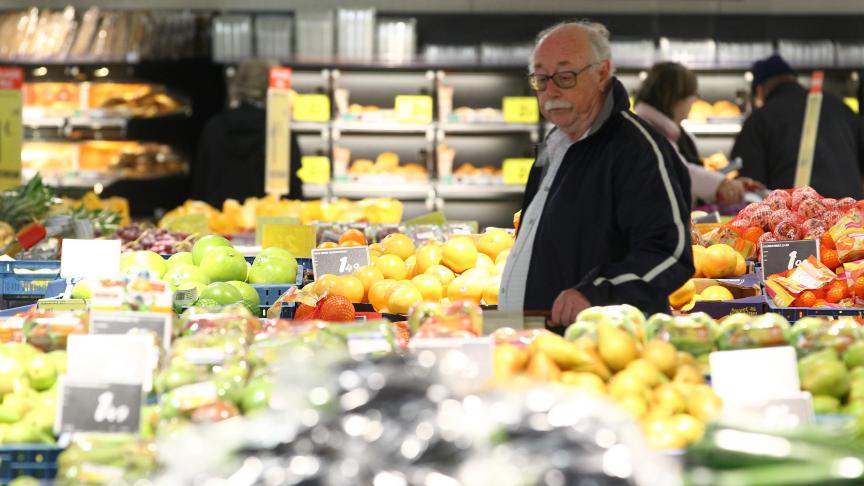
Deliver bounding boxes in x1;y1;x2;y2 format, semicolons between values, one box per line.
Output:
262;224;316;258
502;96;539;124
60;239;121;279
312;246;370;280
89;311;173;350
37;298;88;312
722;393;815;428
57;381;143;435
266;73;293;197
760;240;820;279
395;95;433;124
693;211;721;224
255;216;299;246
268;66;293;90
710;346;801;401
502;158;534;185
844;97;859;114
298;156;331;184
0;67;22;190
293;93;330;122
160;214;208;236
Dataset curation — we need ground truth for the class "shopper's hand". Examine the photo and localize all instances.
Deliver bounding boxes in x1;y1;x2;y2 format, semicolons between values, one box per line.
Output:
736;177;766;192
715;179;746;204
550;289;591;327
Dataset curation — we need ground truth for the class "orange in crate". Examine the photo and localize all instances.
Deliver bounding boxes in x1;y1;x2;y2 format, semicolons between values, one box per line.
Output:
821;248;841;271
827;286;846;304
821;233;836;250
742;226;764;243
339;228;367;246
854;276;864;297
792;290;817;308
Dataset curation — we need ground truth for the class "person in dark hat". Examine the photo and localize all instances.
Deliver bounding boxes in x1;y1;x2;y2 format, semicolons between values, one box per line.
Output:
731;54;864;199
193;59;304;207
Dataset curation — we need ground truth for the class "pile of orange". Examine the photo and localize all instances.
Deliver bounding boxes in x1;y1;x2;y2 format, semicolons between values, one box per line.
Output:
307;229;514;313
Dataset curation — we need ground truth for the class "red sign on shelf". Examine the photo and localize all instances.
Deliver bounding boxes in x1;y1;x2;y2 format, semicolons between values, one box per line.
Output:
269;67;292;91
0;67;23;90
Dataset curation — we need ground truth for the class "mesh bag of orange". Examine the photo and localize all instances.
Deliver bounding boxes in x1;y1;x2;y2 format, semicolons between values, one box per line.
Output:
764;256;838;307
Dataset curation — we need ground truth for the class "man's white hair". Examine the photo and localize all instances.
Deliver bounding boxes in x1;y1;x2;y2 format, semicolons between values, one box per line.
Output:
530;20;612;69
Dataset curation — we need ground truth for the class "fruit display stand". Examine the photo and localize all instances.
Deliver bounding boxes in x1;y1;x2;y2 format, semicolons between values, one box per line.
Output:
0;444;62;482
686;275;766;318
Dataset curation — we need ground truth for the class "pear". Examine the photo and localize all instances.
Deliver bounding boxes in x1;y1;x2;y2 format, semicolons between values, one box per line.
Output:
597;323;638;371
626;359;668;388
526;351;561;382
674;364;705;385
642;340;679;378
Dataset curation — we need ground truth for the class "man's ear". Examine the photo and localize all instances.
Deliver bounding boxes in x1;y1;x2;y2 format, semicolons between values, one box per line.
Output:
597;59;612;90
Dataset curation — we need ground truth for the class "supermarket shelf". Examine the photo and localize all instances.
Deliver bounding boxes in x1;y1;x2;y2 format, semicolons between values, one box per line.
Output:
302;184;328;198
439;122;539;134
331;181;432;199
25;169;188;189
333;120;434;134
292;121;329;133
437;183;525;199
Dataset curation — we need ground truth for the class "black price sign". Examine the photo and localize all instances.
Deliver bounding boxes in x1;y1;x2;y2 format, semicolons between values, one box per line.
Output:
90;312;172;349
694;211;721;224
760;240;820;278
58;382;142;435
311;246;370;280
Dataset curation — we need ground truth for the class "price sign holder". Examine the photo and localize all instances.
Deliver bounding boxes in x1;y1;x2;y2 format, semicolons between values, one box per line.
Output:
60;239;121;279
404;211;447;227
312;246;370;280
56;380;142;435
255;216;299;245
502;96;539;124
262;223;316;258
760;240;820;279
693;211;721;224
89;311;173;350
395;95;433;124
298;155;331;184
0;67;22;190
502;158;534;185
266;66;293;197
293;93;330;122
161;214;208;236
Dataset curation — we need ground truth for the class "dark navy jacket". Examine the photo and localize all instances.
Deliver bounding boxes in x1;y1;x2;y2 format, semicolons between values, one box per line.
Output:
520;77;694;316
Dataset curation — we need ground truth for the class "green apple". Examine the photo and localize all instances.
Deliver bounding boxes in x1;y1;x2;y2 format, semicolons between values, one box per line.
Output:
192;235;232;265
3;391;35;418
241;377;272;414
164;264;211;288
23;405;55;435
70;278;95;300
0;355;25;396
248;257;297;285
199;282;243;306
8;475;39;486
121;250;169;278
26;355;56;391
0;404;21;424
156;367;200;394
47;351;66;376
166;251;194;269
1;342;40;362
259;247;295;262
227;281;261;313
4;422;41;444
200;246;247;282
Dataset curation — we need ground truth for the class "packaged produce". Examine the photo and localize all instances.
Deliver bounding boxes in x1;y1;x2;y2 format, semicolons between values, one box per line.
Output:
715;313;790;350
89;273;174;313
787;316;862;356
411;300;483;338
829;212;864;264
645;312;717;356
178;304;261;339
21;309;88;351
564;304;646;343
764;256;838;307
57;434;157;485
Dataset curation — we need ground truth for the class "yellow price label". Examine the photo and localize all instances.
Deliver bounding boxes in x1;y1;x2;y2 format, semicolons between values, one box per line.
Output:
160;214;209;235
502;96;539;124
293;93;330;122
262;224;316;258
395;95;433;124
0;87;22;190
844;97;859;114
298;156;331;184
266;89;292;196
502;158;534;185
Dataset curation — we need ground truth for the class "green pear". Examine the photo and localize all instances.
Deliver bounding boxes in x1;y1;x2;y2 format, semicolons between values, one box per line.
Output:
812;395;841;414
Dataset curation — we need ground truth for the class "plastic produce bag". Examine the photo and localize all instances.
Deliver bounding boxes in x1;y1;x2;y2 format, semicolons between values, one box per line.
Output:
565;304;647;343
645;312;717;356
715;313;790;350
57;433;157;485
787;316;862;356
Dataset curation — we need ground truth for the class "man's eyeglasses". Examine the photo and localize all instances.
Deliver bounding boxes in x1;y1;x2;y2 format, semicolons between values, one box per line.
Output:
528;62;599;91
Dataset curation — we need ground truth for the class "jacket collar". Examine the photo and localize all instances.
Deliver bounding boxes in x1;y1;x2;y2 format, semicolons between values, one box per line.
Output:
765;81;803;103
633;102;681;143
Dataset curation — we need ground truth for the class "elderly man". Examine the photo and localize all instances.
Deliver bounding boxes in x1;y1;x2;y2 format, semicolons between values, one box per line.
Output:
498;21;693;327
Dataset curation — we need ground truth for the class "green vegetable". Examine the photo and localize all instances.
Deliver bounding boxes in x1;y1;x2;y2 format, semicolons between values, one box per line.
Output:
0;176;55;230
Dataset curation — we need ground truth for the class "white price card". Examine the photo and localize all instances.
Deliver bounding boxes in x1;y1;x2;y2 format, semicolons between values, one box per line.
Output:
66;334;152;386
60;239;121;279
710;346;801;401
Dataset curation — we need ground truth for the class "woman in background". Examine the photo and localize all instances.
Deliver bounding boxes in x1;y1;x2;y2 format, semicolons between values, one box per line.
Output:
634;62;762;205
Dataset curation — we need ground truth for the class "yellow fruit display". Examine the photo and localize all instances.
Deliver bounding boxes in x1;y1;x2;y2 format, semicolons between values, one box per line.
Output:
699;285;734;301
692;245;705;278
483;276;500;305
560;372;606;395
702;244;737;278
368;279;397;311
669;279;695;309
441;236;478;274
607;371;649;399
330;275;365;303
353;265;384;302
626;359;668;388
375;254;408;281
314;274;339;295
425;264;456;286
415;244;443;274
387;282;423;314
734;252;746;276
477;229;514;260
527;351;561;381
494;345;529;380
381;233;416;260
405;255;418;278
446;275;484;305
641;340;678;378
475;253;495;272
411;274;444;302
615;393;649;419
495;249;510;265
597;323;638;372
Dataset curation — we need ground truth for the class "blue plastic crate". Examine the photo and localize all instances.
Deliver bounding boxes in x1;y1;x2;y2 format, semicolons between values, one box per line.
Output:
1;261;61;297
1;279;68;311
765;298;864;322
0;444;62;482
